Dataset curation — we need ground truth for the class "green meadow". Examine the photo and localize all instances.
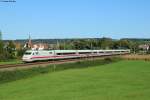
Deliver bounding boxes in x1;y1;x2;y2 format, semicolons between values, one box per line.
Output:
0;60;150;100
0;59;22;65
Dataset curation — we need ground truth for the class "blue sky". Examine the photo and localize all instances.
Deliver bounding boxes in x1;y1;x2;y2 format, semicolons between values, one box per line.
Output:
0;0;150;40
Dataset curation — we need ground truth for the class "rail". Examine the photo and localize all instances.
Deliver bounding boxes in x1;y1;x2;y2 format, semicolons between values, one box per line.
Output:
0;54;126;70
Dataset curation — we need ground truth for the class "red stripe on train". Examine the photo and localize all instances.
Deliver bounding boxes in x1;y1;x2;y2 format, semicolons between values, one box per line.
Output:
31;55;80;59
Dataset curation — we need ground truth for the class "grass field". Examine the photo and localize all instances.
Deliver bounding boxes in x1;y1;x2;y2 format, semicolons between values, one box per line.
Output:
0;60;150;100
0;59;22;65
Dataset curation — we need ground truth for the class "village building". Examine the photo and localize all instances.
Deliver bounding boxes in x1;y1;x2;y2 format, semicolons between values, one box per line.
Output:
24;35;49;50
139;44;149;51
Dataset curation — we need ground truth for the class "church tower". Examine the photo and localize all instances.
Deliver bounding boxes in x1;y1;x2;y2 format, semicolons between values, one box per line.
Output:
28;34;32;48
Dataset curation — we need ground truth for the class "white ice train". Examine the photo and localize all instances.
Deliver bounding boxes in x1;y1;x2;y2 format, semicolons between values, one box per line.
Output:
22;49;130;62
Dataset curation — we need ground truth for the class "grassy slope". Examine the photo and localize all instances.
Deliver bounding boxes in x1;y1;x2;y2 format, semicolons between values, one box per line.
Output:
0;60;150;100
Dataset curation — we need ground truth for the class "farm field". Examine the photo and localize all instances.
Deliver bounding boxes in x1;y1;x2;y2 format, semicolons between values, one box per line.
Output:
0;60;150;100
122;54;150;60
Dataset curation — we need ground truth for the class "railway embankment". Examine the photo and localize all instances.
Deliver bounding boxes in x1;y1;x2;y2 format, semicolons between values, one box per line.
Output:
0;57;121;84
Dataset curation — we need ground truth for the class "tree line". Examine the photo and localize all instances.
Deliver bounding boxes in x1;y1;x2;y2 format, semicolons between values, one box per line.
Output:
54;38;139;52
0;31;150;61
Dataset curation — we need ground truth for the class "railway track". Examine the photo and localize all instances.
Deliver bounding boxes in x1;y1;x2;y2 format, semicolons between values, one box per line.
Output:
0;55;122;70
0;58;89;70
0;62;48;69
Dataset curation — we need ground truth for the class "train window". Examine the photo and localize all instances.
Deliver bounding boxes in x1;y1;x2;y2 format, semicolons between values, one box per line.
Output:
32;53;35;55
105;51;112;53
49;52;52;54
24;52;32;55
79;52;91;54
35;52;39;55
64;53;75;55
57;52;75;55
57;53;62;55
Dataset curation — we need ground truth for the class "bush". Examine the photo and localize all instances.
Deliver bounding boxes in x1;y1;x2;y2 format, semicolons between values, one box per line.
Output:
17;49;26;58
0;51;15;61
104;57;113;62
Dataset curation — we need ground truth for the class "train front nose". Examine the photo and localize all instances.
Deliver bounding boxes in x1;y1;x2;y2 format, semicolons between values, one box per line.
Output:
22;55;32;62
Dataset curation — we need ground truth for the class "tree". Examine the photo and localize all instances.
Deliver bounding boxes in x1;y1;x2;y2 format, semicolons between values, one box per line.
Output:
114;40;131;49
99;37;114;49
0;30;2;40
5;41;16;58
0;31;7;61
17;48;26;58
0;30;3;53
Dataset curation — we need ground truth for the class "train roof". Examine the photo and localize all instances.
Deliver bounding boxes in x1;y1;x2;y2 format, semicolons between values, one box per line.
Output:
25;49;130;53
